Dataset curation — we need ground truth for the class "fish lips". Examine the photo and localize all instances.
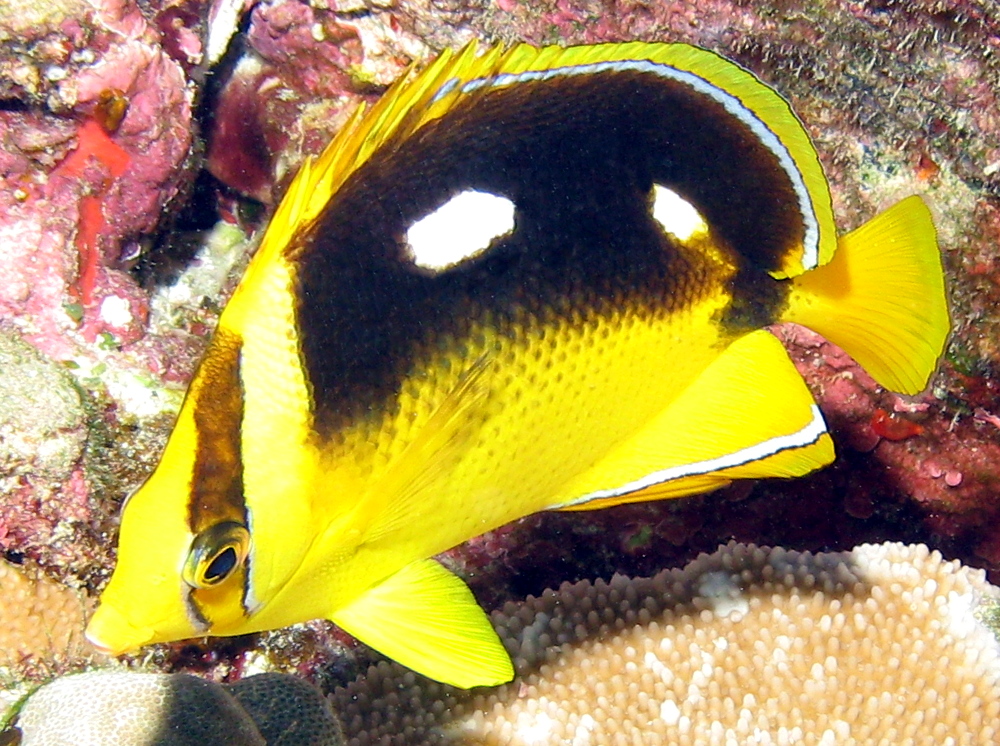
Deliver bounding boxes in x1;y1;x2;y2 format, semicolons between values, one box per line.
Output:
85;602;155;656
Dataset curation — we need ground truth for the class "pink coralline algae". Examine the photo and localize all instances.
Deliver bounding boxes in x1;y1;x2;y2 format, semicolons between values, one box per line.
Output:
0;0;197;362
205;0;377;204
774;321;1000;575
0;330;91;570
0;0;200;606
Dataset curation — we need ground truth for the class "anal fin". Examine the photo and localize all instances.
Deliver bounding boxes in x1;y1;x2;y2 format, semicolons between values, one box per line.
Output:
555;329;834;511
329;558;513;689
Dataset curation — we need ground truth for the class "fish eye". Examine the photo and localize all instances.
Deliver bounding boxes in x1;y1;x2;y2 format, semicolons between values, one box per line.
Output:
183;521;251;589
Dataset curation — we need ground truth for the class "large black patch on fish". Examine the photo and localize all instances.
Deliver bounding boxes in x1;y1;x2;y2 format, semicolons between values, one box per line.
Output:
292;70;799;435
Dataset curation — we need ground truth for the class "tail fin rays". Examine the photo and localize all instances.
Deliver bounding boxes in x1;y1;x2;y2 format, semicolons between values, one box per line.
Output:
781;196;949;395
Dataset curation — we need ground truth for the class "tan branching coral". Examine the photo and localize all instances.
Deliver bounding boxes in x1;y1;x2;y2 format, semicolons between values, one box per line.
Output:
0;558;90;667
333;542;1000;745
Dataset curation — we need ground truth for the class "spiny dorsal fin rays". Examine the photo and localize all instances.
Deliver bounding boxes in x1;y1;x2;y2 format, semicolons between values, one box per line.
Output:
242;44;481;279
246;41;836;281
254;44;493;268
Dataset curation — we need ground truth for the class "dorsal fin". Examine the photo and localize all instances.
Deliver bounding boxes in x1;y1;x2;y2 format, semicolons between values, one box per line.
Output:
250;41;836;277
250;43;495;271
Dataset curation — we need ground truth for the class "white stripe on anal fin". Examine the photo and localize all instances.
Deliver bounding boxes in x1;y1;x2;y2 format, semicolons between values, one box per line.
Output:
558;404;827;509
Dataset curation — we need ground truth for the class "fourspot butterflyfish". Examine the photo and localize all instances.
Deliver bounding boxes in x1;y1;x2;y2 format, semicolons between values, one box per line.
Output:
85;41;949;688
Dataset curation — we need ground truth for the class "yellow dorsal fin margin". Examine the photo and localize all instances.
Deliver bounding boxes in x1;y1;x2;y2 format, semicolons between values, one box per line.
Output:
249;41;836;277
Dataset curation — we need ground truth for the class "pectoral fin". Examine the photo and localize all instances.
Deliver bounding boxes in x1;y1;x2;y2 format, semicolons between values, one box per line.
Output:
354;354;492;545
554;329;834;511
329;558;514;689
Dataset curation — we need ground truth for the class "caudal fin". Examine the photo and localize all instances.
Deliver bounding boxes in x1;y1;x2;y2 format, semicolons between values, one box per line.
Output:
781;196;949;395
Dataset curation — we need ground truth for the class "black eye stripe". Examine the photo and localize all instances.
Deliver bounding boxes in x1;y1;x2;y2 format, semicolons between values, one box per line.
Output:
189;329;247;534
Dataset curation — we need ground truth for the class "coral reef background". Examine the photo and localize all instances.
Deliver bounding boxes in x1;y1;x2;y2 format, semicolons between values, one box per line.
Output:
7;543;1000;744
1;0;999;733
331;542;1000;745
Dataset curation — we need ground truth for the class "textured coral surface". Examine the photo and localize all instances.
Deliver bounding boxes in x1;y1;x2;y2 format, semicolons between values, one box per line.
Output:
0;558;91;668
0;0;998;725
5;544;998;745
15;671;267;745
8;671;344;745
334;542;1000;745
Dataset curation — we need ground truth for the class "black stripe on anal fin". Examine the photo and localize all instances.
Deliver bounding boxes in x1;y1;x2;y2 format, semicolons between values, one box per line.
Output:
293;68;802;435
188;328;247;534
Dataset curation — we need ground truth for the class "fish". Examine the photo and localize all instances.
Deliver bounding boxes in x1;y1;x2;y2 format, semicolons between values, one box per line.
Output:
85;41;950;688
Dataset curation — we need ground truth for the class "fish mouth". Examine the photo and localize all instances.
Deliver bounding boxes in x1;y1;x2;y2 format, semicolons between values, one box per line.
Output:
85;602;154;656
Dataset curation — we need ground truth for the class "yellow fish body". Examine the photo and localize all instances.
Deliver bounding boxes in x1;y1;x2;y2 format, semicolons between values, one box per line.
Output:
86;42;949;687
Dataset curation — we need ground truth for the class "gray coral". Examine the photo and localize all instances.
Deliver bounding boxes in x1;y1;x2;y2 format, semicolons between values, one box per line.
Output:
228;672;345;746
8;671;342;746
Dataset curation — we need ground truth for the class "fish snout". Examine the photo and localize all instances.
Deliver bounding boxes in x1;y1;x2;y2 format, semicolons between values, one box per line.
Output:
85;602;153;656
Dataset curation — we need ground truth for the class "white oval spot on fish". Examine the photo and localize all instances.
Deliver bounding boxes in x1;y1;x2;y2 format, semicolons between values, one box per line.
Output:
405;190;515;271
651;184;708;242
